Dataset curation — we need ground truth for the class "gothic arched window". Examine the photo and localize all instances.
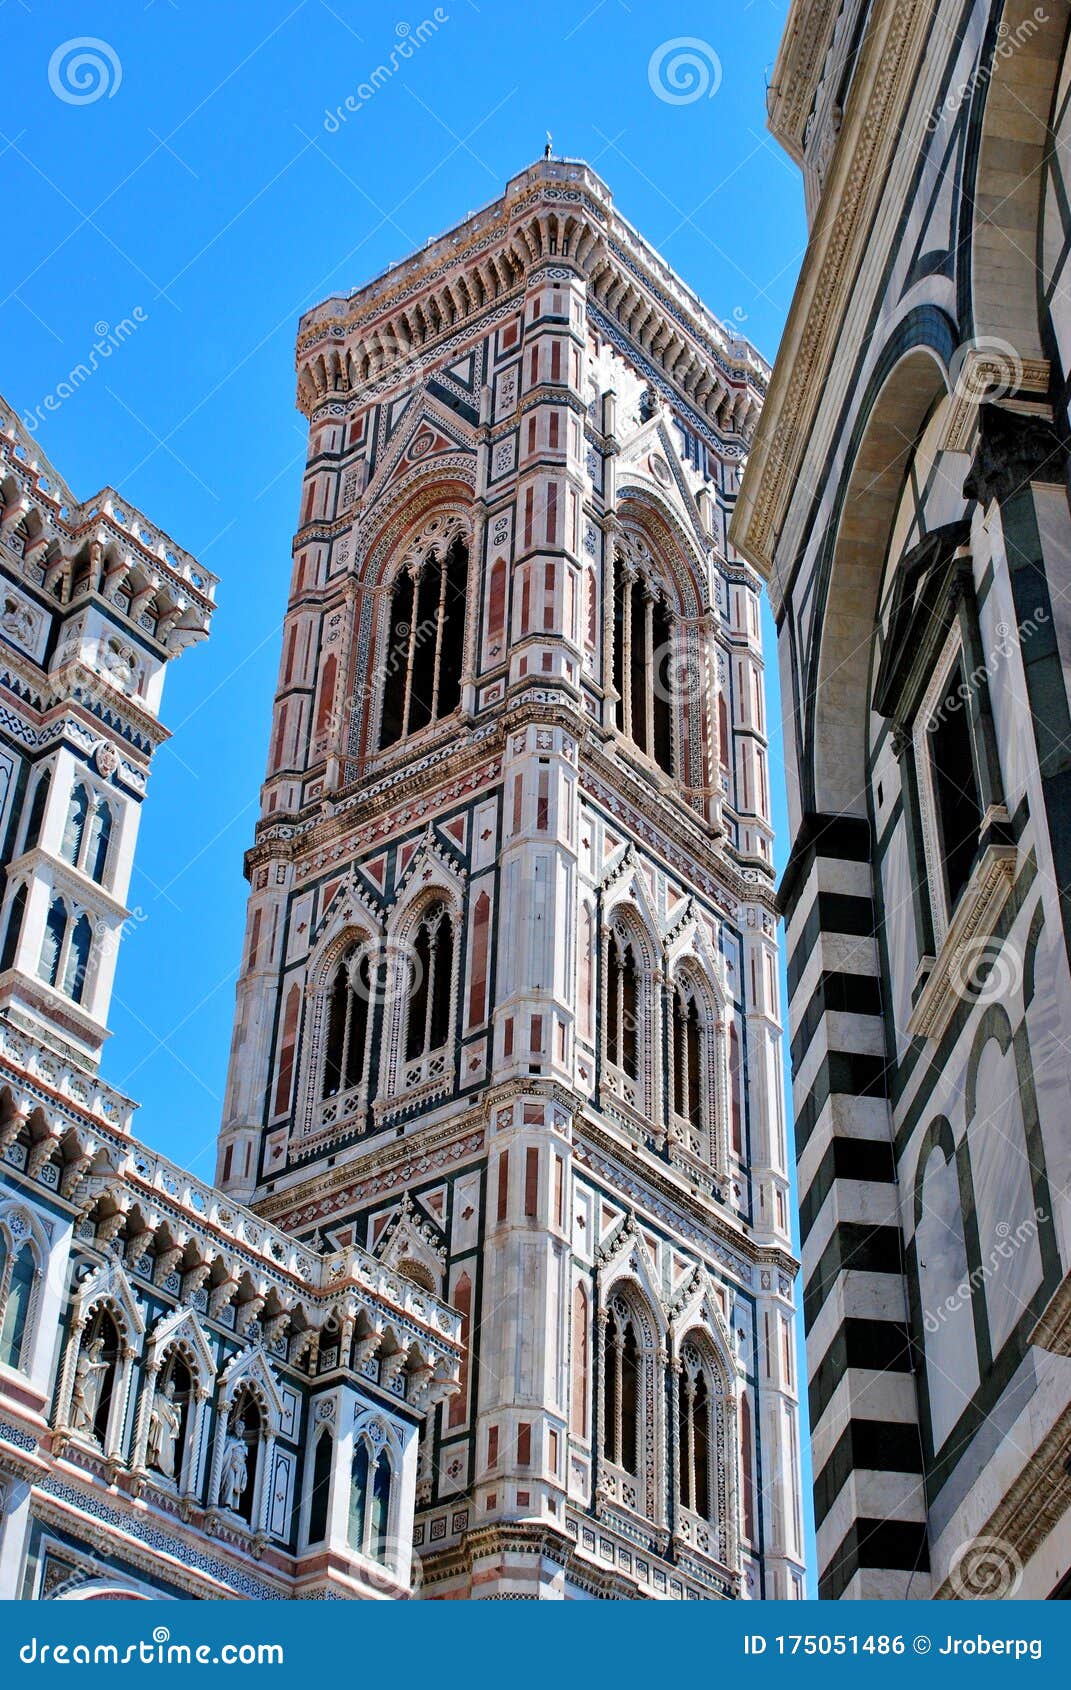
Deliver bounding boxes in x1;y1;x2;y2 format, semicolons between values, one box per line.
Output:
60;781;114;885
602;1297;641;1476
322;945;373;1101
613;553;674;775
84;798;112;884
404;902;455;1063
39;897;68;988
380;531;468;749
307;1429;333;1544
22;770;50;853
0;885;26;974
64;914;93;1004
61;784;89;866
605;930;639;1081
678;1343;716;1520
671;983;703;1132
0;1237;36;1369
349;1435;394;1562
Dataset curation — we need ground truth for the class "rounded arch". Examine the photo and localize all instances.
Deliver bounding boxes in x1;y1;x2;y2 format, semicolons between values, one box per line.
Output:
810;329;952;813
963;0;1071;360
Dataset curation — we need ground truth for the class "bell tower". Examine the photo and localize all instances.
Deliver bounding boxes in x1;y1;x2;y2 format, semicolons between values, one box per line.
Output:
219;160;805;1600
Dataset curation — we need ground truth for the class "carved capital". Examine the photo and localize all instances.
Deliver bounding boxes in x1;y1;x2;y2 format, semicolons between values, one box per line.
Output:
963;404;1066;507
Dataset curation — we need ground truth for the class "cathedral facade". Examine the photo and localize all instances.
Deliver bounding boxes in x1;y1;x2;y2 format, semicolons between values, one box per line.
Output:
733;1;1071;1600
0;158;805;1600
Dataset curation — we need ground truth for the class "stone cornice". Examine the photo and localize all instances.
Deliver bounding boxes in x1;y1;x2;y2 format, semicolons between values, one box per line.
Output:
295;160;766;439
730;0;936;591
766;0;843;163
248;700;774;923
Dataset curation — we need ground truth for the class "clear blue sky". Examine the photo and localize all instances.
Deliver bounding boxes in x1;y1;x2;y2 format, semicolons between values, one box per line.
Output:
3;0;814;1578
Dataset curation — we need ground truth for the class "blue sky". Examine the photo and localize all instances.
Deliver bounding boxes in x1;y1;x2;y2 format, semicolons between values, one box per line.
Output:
3;0;814;1575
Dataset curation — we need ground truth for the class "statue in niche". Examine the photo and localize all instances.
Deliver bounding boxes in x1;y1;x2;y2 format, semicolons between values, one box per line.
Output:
70;1335;108;1437
220;1417;251;1513
147;1377;182;1479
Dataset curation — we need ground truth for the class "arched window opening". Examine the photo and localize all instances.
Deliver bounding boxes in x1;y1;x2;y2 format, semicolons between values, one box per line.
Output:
307;1430;333;1544
64;914;93;1004
23;770;50;853
613;553;675;776
0;885;26;974
404;903;455;1063
85;799;112;884
380;532;468;750
61;785;89;866
72;1308;121;1447
371;1450;391;1558
677;1342;721;1526
39;897;67;988
605;929;640;1082
322;945;373;1100
147;1353;193;1483
672;984;704;1132
349;1437;369;1552
0;1239;36;1369
603;1297;642;1477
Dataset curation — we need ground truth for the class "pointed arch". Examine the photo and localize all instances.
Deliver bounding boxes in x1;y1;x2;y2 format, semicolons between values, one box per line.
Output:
597;1270;666;1524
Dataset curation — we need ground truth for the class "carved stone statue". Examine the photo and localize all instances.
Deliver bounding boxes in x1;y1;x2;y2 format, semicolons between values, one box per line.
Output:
220;1418;251;1513
147;1377;182;1479
70;1335;108;1437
